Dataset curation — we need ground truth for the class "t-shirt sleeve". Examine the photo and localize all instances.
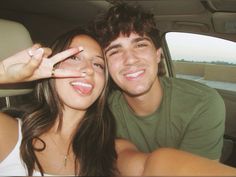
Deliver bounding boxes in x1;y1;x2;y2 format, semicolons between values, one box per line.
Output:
179;89;225;160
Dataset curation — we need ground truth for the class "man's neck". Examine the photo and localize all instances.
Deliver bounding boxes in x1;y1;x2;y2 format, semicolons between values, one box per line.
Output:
123;78;163;117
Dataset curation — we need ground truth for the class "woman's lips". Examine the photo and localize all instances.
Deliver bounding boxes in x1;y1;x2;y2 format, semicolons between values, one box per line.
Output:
70;81;93;95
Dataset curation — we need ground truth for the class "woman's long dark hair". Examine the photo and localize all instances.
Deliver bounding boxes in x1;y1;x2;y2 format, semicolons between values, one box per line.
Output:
20;27;118;176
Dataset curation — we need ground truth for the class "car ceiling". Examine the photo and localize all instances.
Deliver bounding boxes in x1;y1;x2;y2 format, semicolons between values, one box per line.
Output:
0;0;236;46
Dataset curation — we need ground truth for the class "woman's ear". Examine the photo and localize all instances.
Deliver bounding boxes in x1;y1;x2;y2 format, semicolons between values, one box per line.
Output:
156;48;162;64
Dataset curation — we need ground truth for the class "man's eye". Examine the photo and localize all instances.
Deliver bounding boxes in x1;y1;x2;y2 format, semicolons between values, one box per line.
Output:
137;43;148;48
108;50;119;57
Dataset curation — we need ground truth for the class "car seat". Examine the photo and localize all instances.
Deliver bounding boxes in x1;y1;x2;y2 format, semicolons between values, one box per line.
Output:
0;18;33;107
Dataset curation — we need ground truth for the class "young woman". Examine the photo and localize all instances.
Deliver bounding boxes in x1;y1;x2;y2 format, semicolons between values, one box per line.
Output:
0;28;118;176
0;27;236;176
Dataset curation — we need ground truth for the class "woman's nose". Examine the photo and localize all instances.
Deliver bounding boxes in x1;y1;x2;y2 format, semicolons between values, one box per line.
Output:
79;59;94;76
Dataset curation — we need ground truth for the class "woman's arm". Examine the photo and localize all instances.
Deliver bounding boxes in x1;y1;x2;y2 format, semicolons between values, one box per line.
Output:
0;112;18;162
115;138;148;176
0;44;83;83
116;139;236;176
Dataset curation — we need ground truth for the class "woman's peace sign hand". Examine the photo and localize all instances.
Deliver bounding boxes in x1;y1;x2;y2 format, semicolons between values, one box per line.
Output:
0;44;83;83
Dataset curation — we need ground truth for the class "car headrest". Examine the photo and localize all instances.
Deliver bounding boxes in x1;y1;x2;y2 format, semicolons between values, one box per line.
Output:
0;19;34;97
0;19;33;58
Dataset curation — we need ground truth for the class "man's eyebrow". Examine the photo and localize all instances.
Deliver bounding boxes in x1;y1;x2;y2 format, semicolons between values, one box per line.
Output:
104;37;152;55
104;44;121;55
132;37;152;43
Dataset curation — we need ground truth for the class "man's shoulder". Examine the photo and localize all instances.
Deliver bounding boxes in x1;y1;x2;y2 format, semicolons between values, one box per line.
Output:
161;76;219;98
108;90;123;107
161;77;225;117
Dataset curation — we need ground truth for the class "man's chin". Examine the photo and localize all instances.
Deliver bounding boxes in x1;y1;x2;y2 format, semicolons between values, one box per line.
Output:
123;87;150;98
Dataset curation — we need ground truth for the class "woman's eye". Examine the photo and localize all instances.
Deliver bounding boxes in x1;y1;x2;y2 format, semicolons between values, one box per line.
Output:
70;56;81;61
94;63;104;70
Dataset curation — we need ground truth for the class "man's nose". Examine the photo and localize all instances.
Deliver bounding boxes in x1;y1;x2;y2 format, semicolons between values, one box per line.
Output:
123;49;139;65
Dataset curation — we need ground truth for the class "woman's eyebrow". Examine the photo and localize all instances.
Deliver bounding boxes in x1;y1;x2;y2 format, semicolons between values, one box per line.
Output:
95;55;105;60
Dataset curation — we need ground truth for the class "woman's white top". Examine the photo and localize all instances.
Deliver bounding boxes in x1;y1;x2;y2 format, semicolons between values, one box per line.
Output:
0;119;48;176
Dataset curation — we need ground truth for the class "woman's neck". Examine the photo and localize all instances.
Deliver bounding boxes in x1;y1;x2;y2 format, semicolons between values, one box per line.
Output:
52;108;86;139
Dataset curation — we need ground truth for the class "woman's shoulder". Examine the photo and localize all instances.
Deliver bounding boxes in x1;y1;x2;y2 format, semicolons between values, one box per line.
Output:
0;112;19;162
0;112;18;133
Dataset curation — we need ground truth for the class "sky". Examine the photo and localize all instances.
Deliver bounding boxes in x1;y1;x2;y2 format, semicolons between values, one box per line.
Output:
165;32;236;64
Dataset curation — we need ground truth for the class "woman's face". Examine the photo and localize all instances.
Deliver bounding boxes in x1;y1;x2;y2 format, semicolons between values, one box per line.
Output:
55;35;105;111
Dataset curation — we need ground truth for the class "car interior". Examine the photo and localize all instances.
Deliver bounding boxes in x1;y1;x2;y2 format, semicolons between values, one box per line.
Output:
0;0;236;167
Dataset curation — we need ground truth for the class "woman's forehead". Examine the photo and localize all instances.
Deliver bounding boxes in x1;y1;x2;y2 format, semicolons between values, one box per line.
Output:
70;35;104;58
70;35;99;48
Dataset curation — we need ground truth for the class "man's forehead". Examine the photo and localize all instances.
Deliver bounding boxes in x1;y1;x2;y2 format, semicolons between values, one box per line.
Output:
108;32;150;45
118;31;148;39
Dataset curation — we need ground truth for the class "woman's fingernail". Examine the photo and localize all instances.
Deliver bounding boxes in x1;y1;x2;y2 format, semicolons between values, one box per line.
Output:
78;46;84;52
33;48;44;59
28;49;34;57
36;48;44;54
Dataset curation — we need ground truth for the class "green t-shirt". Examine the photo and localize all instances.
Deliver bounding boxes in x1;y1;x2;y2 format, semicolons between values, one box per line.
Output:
108;77;225;160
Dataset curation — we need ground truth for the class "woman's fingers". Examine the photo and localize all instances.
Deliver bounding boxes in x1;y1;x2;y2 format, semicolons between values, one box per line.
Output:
26;48;44;68
50;47;83;65
42;47;52;58
48;47;84;78
2;44;86;82
27;44;42;58
31;48;44;60
51;68;85;78
11;48;45;80
31;43;42;50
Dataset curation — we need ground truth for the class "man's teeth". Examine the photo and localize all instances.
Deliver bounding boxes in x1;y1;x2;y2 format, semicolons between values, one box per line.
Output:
71;82;92;88
126;70;144;78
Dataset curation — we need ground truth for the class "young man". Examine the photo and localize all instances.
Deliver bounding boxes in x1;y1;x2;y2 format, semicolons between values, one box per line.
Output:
94;3;225;160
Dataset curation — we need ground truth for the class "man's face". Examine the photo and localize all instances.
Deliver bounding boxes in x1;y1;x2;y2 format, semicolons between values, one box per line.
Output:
104;32;162;96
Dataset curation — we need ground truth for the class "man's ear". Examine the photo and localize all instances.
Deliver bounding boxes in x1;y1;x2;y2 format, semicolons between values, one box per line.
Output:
156;48;162;64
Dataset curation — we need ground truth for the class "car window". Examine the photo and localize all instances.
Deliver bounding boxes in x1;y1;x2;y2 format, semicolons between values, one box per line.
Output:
165;32;236;92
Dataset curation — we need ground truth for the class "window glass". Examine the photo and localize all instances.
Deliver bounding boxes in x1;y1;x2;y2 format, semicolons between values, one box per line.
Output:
165;32;236;91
